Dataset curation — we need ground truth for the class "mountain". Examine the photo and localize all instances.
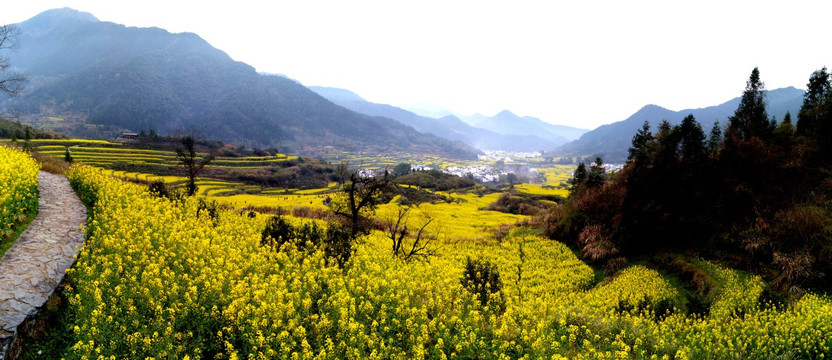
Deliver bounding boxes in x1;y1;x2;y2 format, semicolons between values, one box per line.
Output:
309;86;565;152
401;103;456;119
456;113;490;126
0;8;478;159
557;86;806;163
402;103;589;142
476;110;587;142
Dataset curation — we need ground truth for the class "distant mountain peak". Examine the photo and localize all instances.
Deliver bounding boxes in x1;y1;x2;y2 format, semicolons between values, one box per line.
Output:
558;87;806;162
24;7;99;24
639;104;666;111
495;109;518;117
631;104;674;117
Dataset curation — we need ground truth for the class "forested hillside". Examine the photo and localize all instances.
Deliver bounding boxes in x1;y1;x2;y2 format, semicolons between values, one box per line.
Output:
549;68;832;293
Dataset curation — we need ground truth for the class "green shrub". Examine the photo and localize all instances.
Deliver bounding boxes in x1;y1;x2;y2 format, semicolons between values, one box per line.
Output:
460;257;505;311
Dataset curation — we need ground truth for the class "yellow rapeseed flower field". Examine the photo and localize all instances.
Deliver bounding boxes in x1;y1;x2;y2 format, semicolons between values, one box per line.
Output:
62;165;832;359
0;145;39;243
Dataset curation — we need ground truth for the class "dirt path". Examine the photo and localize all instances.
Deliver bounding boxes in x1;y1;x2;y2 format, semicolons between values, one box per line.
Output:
0;171;87;358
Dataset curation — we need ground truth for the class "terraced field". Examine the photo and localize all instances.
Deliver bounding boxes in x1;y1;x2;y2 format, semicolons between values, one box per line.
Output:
28;140;296;170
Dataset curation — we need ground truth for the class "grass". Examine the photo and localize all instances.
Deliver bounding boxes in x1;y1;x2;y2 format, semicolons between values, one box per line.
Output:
14;285;77;360
0;209;37;258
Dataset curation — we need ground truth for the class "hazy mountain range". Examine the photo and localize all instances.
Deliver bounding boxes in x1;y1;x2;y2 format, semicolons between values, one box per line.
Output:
0;8;479;158
0;8;808;163
556;86;806;162
309;86;587;152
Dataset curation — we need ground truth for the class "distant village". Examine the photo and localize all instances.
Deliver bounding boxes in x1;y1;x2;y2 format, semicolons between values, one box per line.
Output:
357;150;624;184
444;164;503;183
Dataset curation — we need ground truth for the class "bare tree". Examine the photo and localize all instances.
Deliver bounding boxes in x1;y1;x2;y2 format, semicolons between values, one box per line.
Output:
386;206;440;263
0;25;27;97
176;136;214;196
331;169;394;241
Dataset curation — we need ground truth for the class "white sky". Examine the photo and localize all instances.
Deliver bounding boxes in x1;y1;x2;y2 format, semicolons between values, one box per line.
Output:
2;1;831;129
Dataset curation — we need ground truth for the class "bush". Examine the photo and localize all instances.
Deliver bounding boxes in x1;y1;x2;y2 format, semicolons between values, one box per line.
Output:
261;215;349;267
460;257;505;311
324;224;352;269
486;192;553;215
397;170;476;191
261;214;296;251
147;180;173;199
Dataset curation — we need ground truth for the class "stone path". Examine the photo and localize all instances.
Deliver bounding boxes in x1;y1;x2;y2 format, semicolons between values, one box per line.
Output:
0;171;87;358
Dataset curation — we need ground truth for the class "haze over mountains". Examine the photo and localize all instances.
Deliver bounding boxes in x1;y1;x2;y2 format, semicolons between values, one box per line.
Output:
0;8;478;158
309;86;587;152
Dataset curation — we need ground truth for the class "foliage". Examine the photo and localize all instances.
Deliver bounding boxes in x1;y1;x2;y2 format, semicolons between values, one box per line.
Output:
322;223;353;269
396;169;476;191
394;185;451;206
393;162;411;177
797;66;830;139
460;257;505;310
728;67;771;141
63;146;73;163
147;180;178;200
0;117;63;139
486;190;557;215
546;67;832;293
261;214;324;255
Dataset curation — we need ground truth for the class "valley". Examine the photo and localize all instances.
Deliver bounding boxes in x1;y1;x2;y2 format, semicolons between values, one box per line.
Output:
0;5;831;360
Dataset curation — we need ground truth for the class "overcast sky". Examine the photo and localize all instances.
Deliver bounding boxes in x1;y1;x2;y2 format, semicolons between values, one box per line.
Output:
2;1;831;129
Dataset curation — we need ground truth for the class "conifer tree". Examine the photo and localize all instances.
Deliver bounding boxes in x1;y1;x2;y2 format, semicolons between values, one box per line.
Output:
627;121;653;162
64;147;73;163
797;67;830;137
729;67;771;141
678;115;706;163
586;157;606;188
707;121;722;155
570;163;587;192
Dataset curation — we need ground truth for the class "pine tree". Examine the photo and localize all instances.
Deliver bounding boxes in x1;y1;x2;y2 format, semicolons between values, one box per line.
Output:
797;67;830;137
570;163;587;193
21;127;31;152
586;157;606;188
729;67;771;141
707;121;722;155
627;121;653;162
64;147;73;163
678;115;706;163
